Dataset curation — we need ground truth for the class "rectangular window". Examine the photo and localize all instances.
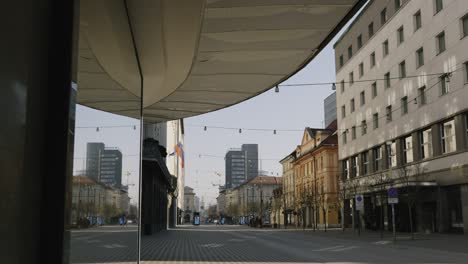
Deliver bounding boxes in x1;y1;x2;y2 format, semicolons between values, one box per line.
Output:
339;55;344;67
441;120;456;153
357;34;363;50
351;156;359;177
348;45;353;59
420;128;433;159
436;31;446;54
403;136;414;164
465;115;468;143
362;151;369;175
435;0;443;14
352;126;356;140
397;26;405;45
401;96;408;115
359;62;364;77
342;160;349;179
386;105;392;122
383;40;389;57
368;22;374;37
387;141;397;168
381;8;387;25
372;82;377;98
385;72;391;88
360;91;365;106
418;86;427;105
463;14;468;38
416;47;424;68
340;80;345;93
399;60;406;79
373;113;379;129
349;72;354;85
361;120;367;135
370;52;376;68
414;10;422;31
373;146;382;171
395;0;402;10
341;105;346;118
350;99;355;113
440;75;449;95
465;61;468;83
342;131;347;144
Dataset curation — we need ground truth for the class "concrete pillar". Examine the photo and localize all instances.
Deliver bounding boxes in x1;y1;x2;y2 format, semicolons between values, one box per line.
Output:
382;144;390;170
396;139;404;167
412;131;421;161
369;148;376;173
437;187;449;232
454;115;467;150
431;124;442;156
461;184;468;235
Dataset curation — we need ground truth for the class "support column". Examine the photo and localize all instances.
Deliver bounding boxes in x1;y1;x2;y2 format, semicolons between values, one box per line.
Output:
461;184;468;235
454;115;467;150
431;124;442;156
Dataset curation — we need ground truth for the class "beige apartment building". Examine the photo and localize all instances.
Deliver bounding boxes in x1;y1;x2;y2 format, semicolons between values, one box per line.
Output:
280;152;296;226
335;0;468;233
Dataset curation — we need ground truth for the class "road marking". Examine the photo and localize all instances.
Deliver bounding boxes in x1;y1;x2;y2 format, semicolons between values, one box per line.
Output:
329;246;359;252
200;243;224;248
313;245;344;251
101;243;127;249
374;240;392;245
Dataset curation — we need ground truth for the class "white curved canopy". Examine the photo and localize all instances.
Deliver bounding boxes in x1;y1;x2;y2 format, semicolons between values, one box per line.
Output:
77;0;365;122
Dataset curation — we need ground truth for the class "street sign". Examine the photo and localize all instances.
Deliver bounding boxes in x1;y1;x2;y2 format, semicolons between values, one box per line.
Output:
388;188;398;204
355;194;364;211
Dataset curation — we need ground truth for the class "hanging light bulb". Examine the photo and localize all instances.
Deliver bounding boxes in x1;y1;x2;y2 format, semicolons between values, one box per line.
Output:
96;127;100;132
414;98;418;104
133;125;136;130
332;83;336;90
204;126;207;131
239;128;242;133
273;129;277;135
275;85;279;93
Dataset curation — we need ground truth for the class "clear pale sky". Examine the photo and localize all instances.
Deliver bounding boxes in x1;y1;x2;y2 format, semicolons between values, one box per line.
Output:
73;13;359;206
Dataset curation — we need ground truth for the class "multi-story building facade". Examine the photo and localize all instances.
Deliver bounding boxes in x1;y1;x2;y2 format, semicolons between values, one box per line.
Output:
292;125;340;229
279;151;296;226
86;143;122;187
183;186;195;223
225;144;259;188
324;92;337;128
335;0;468;233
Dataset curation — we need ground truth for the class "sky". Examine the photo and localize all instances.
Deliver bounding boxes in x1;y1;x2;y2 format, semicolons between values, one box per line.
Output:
72;11;360;207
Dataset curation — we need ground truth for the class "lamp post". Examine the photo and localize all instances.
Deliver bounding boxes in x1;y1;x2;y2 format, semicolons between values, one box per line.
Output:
386;141;396;243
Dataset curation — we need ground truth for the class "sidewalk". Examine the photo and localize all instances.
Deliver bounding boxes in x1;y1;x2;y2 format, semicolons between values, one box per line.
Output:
289;227;468;254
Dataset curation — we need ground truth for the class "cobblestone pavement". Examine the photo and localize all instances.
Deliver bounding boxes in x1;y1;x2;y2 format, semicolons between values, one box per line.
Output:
70;224;468;264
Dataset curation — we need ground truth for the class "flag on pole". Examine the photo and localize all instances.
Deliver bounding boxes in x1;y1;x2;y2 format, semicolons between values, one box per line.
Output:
174;142;185;168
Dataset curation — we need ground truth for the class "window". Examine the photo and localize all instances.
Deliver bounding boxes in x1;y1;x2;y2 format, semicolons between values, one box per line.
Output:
401;96;408;115
436;31;446;54
342;131;347;144
381;8;387;25
370;52;376;68
395;0;402;11
399;60;406;79
361;120;367;135
362;151;369;175
373;146;382;171
397;26;404;45
351;156;359;177
348;45;353;59
341;105;346;118
403;136;414;164
350;98;355;113
368;22;374;37
416;47;424;68
418;86;427;105
382;40;389;57
440;75;449;95
373;113;379;129
385;72;391;88
386;105;392;122
465;61;468;83
372;82;377;98
465;115;468;142
360;91;365;106
349;72;354;85
340;80;345;93
359;62;364;77
339;55;344;67
357;34;363;50
420;128;433;159
435;0;443;14
463;14;468;38
387;141;397;168
342;160;349;179
441;120;456;153
414;10;422;31
352;126;356;140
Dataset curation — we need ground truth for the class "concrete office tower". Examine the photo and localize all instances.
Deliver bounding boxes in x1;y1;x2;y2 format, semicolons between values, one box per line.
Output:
86;142;122;187
334;0;468;233
225;144;259;189
324;92;337;128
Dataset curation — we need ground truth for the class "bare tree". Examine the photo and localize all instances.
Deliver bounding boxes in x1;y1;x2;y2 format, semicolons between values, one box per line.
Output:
336;173;348;233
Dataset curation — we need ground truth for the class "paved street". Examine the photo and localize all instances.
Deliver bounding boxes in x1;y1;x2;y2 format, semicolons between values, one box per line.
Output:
70;224;468;264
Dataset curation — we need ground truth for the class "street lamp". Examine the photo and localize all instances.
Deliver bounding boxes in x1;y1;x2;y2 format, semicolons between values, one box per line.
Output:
386;141;396;243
